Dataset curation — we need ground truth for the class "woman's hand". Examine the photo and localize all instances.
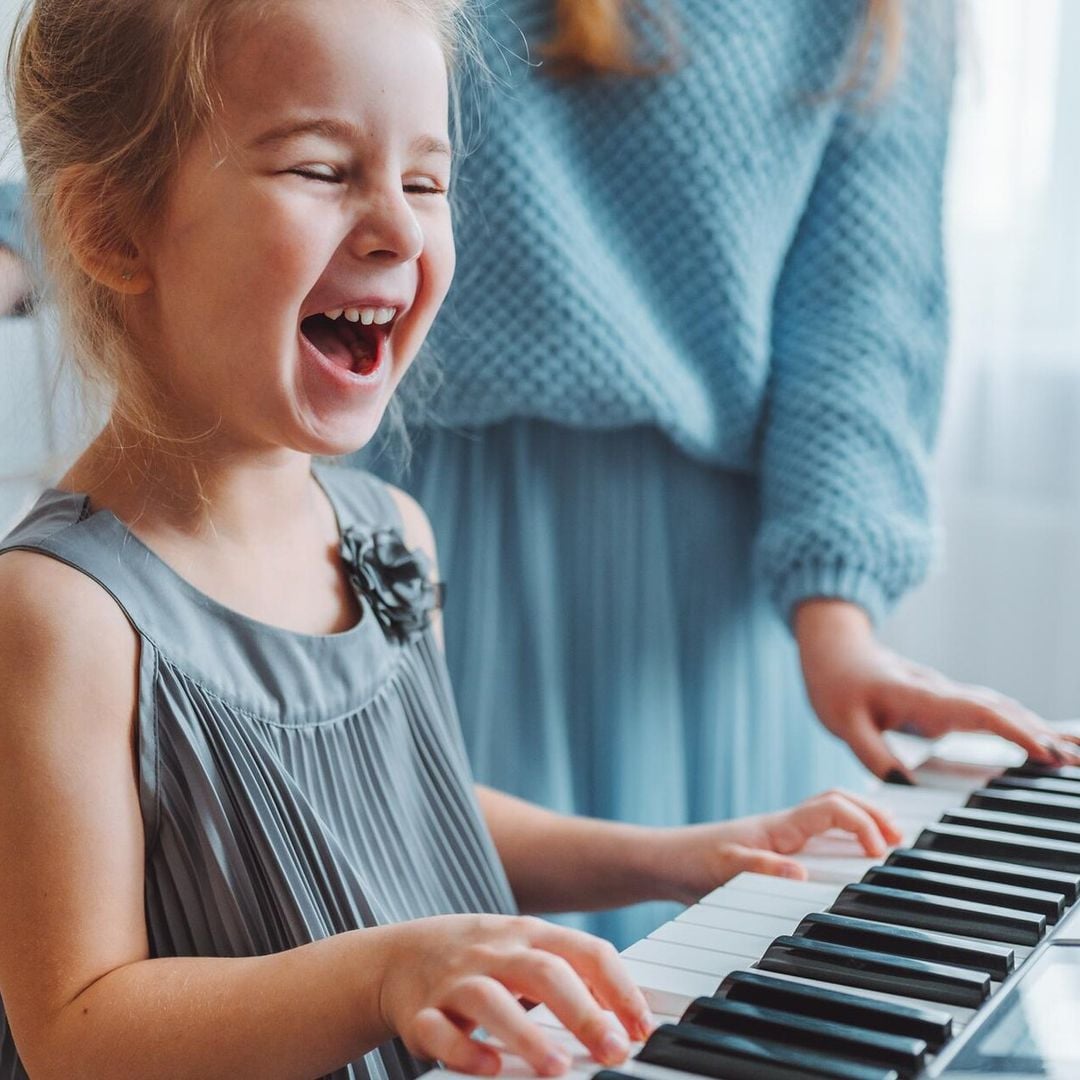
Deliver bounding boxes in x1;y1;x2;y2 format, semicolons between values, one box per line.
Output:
649;790;902;906
378;913;654;1077
794;598;1080;782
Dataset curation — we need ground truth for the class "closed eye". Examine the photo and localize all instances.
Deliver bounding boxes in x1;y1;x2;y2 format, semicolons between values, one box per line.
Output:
288;166;343;183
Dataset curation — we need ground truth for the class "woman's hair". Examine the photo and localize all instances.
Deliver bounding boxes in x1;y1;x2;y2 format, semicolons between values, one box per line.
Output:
6;0;471;452
543;0;906;95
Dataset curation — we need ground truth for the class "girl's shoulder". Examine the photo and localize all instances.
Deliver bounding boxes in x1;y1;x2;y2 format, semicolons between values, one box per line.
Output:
0;546;138;758
315;463;437;560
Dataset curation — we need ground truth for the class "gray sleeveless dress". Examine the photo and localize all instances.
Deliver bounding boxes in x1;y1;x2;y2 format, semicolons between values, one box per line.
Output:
0;465;516;1080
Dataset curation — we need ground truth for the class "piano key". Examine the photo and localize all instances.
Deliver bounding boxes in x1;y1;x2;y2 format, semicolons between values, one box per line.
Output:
757;936;991;1008
829;881;1045;945
989;774;1080;799
624;938;755;979
798;852;883;884
620;957;726;1016
670;893;1028;974
740;968;975;1031
941;806;1080;844
636;1022;901;1080
668;999;928;1077
885;847;1080;902
623;938;975;1032
697;889;825;922
863;863;1064;923
967;785;1080;823
913;821;1080;873
650;917;773;957
712;970;953;1051
677;903;800;939
792;910;1014;979
714;871;841;905
1004;762;1080;783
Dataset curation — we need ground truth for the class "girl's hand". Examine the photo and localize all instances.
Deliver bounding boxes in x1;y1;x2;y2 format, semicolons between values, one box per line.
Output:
795;598;1080;782
378;914;654;1077
652;791;902;906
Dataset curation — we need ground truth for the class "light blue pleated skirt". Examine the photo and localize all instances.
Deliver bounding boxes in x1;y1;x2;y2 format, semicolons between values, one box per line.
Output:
368;420;864;948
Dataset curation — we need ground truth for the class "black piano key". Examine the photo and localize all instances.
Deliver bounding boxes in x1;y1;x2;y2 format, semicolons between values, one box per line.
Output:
715;971;954;1052
864;863;1063;924
1004;762;1080;783
913;822;1080;874
673;999;927;1078
756;935;990;1008
794;909;1013;979
968;785;1080;825
990;774;1080;799
829;882;1045;946
941;807;1080;845
886;847;1080;902
636;1022;901;1080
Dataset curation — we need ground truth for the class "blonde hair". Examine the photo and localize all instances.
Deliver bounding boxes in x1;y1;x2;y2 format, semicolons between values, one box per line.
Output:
544;0;906;96
7;0;470;450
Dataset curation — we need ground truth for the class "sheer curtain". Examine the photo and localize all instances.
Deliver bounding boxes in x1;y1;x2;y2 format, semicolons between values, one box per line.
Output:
883;0;1080;720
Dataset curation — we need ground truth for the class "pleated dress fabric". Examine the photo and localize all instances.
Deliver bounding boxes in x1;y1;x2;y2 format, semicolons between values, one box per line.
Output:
0;466;516;1080
372;422;866;949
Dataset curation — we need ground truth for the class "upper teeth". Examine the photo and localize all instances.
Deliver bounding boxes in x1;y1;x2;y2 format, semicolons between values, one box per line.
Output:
326;306;396;325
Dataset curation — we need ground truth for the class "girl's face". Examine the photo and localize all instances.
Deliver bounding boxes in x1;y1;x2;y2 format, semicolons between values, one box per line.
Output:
134;0;455;457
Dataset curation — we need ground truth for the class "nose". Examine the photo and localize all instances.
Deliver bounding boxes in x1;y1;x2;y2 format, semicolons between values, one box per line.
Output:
347;187;423;264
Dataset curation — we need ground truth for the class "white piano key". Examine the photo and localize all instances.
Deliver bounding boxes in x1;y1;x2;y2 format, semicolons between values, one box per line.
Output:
712;870;842;905
619;956;719;1016
650;917;773;956
625;937;755;976
797;852;882;883
697;888;823;922
527;1003;681;1032
676;902;797;938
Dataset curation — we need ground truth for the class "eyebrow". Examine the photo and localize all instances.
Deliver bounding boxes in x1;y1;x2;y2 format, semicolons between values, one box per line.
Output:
249;117;451;158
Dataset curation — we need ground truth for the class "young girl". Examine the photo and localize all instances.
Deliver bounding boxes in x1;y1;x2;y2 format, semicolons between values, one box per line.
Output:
0;1;901;1077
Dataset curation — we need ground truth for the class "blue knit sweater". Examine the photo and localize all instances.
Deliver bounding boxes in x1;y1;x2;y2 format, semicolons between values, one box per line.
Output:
420;0;955;626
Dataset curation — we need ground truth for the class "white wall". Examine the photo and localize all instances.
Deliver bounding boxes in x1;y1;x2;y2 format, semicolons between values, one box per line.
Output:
1;0;26;180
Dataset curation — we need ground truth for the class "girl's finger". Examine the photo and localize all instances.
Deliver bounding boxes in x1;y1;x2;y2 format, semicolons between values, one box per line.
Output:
525;924;654;1042
410;1006;502;1077
496;948;631;1066
794;792;890;857
443;976;571;1077
822;789;904;846
725;844;807;881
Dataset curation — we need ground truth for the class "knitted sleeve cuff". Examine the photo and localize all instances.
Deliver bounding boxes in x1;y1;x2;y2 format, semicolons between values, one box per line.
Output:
770;561;892;633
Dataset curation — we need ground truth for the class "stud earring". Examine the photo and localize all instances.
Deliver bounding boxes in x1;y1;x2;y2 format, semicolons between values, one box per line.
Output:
121;270;134;282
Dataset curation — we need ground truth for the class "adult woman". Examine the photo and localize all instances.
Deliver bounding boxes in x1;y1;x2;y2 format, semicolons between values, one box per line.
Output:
373;0;1076;947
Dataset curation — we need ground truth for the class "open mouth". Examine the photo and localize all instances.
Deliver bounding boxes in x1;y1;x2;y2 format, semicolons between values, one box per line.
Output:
300;311;392;377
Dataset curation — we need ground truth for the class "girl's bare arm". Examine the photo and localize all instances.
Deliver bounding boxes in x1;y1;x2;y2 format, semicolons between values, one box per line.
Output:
0;552;407;1078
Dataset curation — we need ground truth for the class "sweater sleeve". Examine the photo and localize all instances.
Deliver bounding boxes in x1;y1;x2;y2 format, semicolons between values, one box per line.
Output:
756;4;955;629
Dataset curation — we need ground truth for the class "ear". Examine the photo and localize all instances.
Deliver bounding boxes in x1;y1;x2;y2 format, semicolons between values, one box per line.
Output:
53;164;154;295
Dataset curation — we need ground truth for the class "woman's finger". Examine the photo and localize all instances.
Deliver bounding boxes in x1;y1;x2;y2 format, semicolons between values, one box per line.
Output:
410;1006;502;1076
723;843;807;881
833;708;916;783
442;976;572;1077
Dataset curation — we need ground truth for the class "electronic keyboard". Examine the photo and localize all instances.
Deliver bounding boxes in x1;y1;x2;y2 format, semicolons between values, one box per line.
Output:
422;730;1080;1079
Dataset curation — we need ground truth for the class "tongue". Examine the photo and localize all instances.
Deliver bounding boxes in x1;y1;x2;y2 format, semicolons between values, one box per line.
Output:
302;315;376;373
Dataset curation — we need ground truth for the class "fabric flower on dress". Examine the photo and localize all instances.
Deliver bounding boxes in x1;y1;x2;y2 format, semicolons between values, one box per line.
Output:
339;526;443;643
